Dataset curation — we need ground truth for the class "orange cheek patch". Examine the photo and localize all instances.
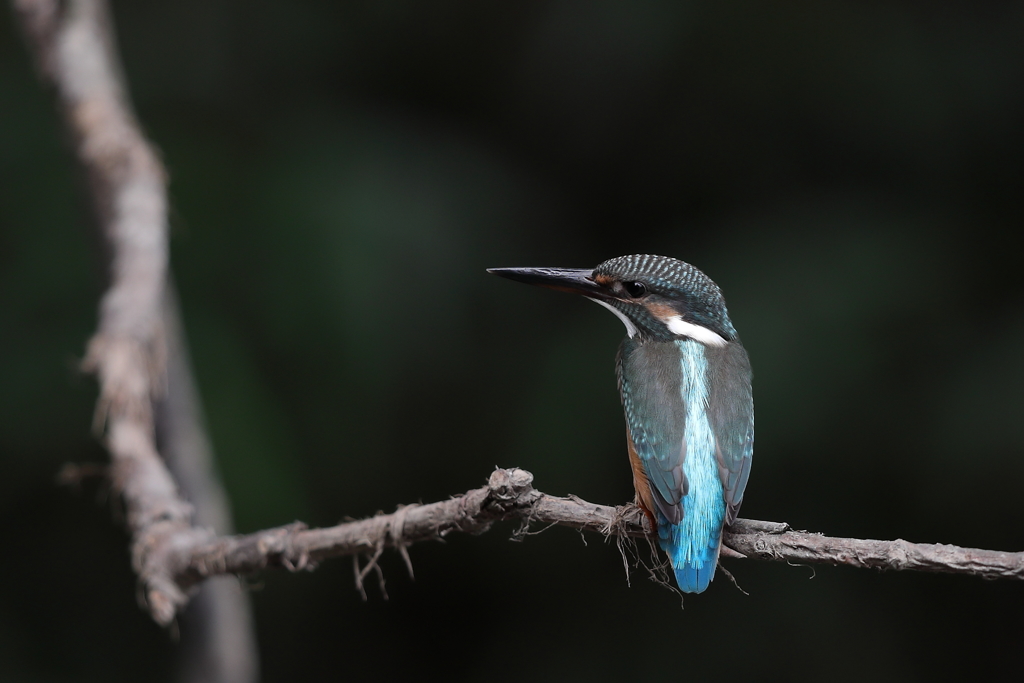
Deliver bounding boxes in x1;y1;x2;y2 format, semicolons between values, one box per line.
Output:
593;273;615;286
644;301;679;322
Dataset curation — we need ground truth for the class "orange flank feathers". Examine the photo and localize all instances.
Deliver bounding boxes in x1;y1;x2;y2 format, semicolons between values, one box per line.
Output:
626;429;658;529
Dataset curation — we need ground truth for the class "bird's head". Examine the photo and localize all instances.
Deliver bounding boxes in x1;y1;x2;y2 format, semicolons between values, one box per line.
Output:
488;254;737;345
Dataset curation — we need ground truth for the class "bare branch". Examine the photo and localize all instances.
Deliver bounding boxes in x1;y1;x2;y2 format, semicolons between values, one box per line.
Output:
13;0;210;625
158;288;259;683
724;519;1024;580
162;468;1024;591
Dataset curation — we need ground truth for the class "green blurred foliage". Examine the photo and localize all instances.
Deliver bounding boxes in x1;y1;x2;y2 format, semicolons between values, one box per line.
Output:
2;1;1023;681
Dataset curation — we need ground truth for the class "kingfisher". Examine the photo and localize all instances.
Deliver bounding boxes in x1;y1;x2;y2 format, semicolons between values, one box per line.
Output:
488;254;753;593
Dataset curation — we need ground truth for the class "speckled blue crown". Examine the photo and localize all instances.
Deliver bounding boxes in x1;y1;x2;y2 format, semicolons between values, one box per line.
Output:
594;254;736;338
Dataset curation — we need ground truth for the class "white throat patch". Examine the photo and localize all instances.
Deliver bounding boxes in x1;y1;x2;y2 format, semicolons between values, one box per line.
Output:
591;299;637;338
666;315;727;347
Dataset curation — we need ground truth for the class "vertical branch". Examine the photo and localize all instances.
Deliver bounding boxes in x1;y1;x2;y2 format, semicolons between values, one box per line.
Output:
13;6;259;681
158;288;259;683
14;0;194;625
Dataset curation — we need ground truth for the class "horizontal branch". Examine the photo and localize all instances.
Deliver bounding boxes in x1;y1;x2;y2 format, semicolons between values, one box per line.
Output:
166;468;1024;595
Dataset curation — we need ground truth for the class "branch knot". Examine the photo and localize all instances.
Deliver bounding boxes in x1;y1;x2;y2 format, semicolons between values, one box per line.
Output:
486;468;541;515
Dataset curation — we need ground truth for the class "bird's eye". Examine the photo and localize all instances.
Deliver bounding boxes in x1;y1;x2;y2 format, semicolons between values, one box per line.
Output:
623;281;647;298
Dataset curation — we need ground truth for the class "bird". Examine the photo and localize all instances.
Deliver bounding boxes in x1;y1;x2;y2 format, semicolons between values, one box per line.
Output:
488;254;753;593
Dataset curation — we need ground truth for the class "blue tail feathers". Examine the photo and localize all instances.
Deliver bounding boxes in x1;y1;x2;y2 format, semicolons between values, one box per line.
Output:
658;518;721;593
673;553;718;593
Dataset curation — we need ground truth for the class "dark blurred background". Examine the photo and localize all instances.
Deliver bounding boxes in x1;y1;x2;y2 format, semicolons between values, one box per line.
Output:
3;1;1024;681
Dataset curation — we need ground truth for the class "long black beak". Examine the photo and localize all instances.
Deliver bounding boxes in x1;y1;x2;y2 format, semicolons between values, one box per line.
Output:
486;267;606;298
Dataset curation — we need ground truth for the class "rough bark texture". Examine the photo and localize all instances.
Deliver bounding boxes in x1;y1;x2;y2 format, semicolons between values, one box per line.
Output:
14;0;198;626
158;288;259;683
13;3;259;679
169;468;1024;589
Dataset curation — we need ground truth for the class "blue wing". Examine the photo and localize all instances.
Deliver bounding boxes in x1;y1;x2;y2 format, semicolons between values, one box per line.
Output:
706;343;754;525
617;340;688;524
